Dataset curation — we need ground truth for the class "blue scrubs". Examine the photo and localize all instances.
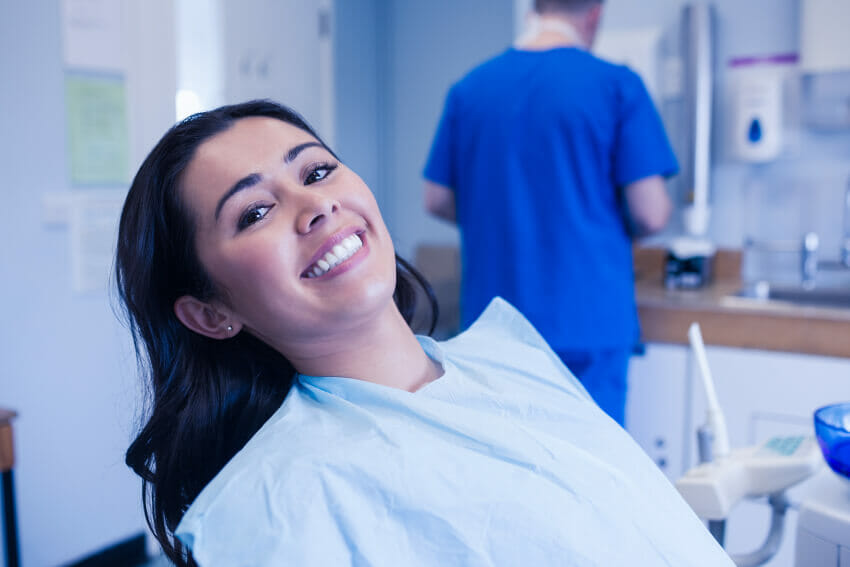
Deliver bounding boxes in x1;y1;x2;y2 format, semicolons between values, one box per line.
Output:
423;47;678;423
557;348;631;426
176;299;732;567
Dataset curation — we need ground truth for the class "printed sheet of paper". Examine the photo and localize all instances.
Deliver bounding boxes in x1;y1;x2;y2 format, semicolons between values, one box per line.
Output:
62;0;124;71
65;74;130;185
69;191;126;293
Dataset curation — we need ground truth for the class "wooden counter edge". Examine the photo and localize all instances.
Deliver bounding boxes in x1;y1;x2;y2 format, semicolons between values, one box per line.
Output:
638;303;850;359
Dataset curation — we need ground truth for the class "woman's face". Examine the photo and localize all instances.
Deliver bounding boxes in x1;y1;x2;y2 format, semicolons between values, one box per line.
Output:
178;116;397;355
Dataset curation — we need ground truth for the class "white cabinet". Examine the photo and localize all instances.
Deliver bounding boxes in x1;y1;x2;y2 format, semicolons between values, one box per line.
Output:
627;343;850;567
627;343;693;479
220;0;334;140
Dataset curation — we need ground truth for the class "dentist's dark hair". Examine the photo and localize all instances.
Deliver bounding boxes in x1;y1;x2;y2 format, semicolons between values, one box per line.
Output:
116;99;437;567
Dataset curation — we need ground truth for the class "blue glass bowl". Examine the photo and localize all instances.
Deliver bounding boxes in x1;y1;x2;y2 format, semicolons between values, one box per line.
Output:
815;402;850;481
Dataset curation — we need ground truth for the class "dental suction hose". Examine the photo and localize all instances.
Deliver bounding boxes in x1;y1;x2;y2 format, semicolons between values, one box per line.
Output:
730;492;790;567
688;322;730;459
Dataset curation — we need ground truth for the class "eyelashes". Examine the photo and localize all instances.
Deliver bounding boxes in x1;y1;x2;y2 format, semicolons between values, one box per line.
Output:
235;162;339;231
237;203;275;231
305;162;337;185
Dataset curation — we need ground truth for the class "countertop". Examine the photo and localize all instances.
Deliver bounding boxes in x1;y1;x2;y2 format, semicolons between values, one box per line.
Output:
634;247;850;359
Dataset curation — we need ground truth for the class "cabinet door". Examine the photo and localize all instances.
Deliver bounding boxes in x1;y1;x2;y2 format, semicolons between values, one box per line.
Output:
222;0;334;140
626;343;692;479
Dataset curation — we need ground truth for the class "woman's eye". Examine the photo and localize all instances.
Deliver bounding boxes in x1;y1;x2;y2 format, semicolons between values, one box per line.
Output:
237;204;274;231
305;163;337;185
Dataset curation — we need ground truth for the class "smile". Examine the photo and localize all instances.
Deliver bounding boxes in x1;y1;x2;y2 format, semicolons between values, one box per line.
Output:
304;233;363;278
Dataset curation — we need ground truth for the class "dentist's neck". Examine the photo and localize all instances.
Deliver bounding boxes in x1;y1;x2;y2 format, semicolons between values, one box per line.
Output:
516;12;597;51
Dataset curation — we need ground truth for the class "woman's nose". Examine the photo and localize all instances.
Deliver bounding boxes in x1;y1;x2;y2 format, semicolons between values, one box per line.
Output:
295;190;340;234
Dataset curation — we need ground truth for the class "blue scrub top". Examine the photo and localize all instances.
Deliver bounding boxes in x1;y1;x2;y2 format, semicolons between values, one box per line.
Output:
424;47;678;350
176;299;731;566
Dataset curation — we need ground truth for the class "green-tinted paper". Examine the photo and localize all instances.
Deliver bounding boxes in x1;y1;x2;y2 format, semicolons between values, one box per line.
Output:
65;74;129;185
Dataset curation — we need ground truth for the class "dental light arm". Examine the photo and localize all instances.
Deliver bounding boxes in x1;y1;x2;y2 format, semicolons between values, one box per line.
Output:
687;322;730;459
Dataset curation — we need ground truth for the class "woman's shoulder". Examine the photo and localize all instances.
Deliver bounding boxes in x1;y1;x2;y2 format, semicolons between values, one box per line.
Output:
174;387;367;544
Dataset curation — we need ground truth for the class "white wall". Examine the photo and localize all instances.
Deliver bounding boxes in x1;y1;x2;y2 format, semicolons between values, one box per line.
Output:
0;1;175;564
333;0;384;205
379;0;515;259
176;0;225;116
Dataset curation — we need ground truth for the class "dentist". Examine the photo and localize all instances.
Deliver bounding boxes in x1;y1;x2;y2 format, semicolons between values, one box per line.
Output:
424;0;678;425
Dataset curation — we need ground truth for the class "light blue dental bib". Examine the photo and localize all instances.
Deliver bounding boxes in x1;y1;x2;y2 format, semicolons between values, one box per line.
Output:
176;298;731;566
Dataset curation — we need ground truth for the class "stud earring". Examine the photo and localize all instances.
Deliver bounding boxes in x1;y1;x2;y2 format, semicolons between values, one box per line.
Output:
226;325;233;333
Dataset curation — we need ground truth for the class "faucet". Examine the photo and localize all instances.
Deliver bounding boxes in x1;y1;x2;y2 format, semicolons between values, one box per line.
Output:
801;232;819;289
842;180;850;268
800;181;850;288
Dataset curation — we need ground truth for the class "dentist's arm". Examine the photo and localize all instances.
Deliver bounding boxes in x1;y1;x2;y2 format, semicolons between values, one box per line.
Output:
424;181;456;223
624;175;672;237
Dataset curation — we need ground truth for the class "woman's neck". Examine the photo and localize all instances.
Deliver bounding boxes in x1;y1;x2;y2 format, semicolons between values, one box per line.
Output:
284;302;443;392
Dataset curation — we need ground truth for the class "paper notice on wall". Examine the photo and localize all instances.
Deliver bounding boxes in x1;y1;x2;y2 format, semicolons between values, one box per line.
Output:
61;0;124;71
69;191;126;293
65;74;130;185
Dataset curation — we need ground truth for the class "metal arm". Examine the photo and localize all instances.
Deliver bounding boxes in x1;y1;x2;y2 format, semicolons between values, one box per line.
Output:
695;427;792;567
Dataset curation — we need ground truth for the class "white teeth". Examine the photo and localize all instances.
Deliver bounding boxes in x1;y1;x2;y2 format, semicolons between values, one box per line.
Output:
306;233;363;278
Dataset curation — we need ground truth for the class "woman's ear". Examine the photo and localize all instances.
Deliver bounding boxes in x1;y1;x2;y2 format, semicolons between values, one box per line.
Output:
173;295;240;339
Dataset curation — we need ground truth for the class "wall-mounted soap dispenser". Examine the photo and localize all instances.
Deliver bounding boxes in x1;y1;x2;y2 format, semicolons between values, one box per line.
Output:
727;54;798;163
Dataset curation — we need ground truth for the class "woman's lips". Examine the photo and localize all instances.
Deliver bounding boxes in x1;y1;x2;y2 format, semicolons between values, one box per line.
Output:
302;231;365;278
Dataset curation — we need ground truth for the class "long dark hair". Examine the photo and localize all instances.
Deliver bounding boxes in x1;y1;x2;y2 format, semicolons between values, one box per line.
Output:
116;100;437;566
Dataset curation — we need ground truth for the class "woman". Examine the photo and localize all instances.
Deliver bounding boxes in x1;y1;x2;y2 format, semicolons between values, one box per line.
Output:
117;100;731;566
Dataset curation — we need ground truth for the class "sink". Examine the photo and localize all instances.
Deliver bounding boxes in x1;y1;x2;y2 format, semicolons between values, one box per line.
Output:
733;282;850;309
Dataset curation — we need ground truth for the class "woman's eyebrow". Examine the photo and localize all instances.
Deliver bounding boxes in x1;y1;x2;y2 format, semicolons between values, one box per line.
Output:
285;141;322;163
215;173;261;221
214;141;324;221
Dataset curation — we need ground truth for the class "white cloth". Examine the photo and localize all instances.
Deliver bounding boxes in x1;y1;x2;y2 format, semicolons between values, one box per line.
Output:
176;297;732;566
